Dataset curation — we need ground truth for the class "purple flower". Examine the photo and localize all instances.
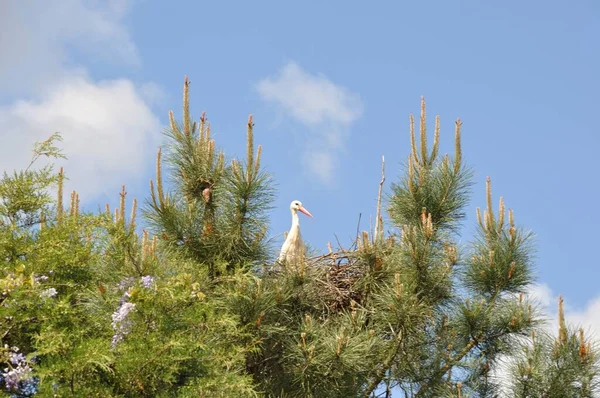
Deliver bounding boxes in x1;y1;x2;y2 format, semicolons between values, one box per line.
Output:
34;274;49;283
111;302;136;348
9;353;25;365
118;290;131;306
39;288;57;299
2;362;32;391
112;302;136;325
140;275;154;289
117;277;135;291
3;368;20;390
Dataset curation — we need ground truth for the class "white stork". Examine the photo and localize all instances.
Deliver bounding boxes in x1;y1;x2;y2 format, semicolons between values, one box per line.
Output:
278;200;313;265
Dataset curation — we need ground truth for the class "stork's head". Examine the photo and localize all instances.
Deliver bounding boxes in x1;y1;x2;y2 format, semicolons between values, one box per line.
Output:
290;200;313;218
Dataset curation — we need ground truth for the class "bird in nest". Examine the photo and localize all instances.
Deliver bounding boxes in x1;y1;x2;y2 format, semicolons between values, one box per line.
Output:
278;200;312;265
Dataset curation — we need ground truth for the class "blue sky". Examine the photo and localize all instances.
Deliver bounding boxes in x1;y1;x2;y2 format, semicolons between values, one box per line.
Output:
1;0;599;333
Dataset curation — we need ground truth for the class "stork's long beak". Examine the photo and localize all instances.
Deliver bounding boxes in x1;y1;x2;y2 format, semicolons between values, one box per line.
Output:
298;206;313;218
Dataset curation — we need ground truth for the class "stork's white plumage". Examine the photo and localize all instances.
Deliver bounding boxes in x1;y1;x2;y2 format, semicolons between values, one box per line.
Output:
278;200;312;265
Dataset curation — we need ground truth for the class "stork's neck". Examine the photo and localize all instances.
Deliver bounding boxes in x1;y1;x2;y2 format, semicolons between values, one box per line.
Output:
290;208;300;228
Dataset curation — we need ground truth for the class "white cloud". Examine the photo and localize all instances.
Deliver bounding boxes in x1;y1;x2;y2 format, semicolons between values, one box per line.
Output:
303;150;335;184
529;283;600;338
0;0;140;95
0;0;163;201
256;62;363;183
139;81;168;108
527;282;554;308
257;62;362;128
0;76;160;199
566;297;600;336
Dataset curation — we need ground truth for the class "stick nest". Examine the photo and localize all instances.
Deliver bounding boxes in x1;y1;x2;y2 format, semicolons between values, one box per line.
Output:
307;250;370;312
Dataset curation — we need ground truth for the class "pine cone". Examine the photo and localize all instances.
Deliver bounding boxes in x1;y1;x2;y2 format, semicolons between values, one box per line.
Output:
202;187;212;203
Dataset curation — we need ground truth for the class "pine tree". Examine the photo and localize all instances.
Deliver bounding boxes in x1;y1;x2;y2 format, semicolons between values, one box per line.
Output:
144;76;274;279
224;97;600;397
2;78;598;397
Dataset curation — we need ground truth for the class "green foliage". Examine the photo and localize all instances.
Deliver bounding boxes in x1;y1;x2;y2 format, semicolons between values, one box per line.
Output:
390;111;472;233
1;84;597;398
0;125;259;395
508;298;600;398
145;78;274;278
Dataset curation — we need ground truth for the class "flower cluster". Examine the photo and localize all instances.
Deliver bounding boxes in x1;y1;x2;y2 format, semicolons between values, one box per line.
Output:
33;273;57;301
111;276;156;348
141;275;154;289
10;353;25;365
1;346;38;396
39;288;57;299
111;300;136;348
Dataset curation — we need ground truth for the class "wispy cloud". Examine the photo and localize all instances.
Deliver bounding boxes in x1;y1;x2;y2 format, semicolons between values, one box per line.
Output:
528;283;600;337
0;0;163;201
256;62;363;183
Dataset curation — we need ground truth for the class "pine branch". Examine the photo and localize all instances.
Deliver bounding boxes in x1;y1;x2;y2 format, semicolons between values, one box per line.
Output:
415;340;478;397
363;329;403;397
